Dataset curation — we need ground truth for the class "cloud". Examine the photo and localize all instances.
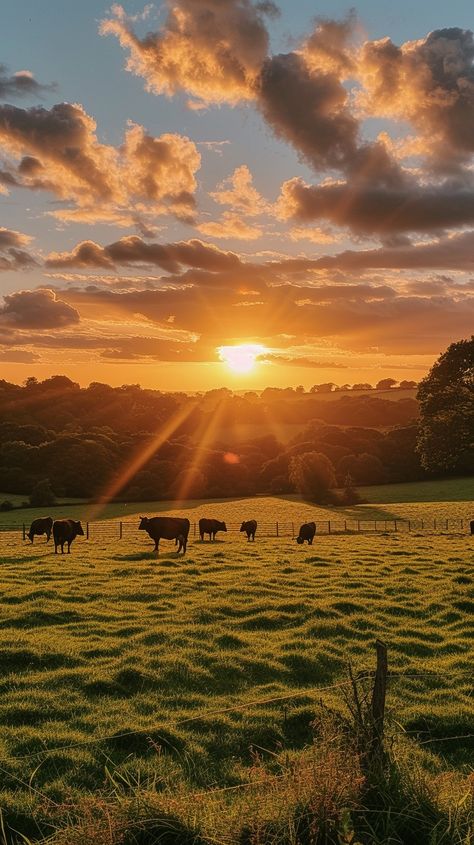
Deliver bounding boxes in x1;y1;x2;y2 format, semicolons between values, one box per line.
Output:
100;0;278;107
197;212;263;240
0;103;200;225
0;289;80;329
46;236;241;273
0;349;39;363
0;227;36;271
0;65;56;100
278;176;474;235
259;353;348;368
210;165;269;215
359;28;474;167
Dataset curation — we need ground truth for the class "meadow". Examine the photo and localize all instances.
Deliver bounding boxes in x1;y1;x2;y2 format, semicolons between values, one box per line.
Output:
0;494;472;842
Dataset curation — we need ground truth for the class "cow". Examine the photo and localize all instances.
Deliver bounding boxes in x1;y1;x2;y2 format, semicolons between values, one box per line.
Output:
139;516;190;554
240;520;257;541
27;516;53;544
296;521;316;545
199;518;227;541
53;519;84;554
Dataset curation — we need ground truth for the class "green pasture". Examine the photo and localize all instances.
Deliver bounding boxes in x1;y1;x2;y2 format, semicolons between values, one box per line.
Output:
0;500;472;840
0;475;472;530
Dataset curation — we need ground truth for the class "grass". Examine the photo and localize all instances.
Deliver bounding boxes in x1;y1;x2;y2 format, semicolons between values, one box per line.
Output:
0;476;472;530
359;476;474;504
0;495;472;841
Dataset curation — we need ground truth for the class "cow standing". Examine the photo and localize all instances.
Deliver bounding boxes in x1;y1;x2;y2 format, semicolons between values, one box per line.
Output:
27;516;53;544
240;520;257;541
296;522;316;545
199;518;227;541
53;519;84;554
139;516;190;554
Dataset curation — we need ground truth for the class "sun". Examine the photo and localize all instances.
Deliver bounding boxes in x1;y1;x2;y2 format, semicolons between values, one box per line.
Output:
218;344;265;374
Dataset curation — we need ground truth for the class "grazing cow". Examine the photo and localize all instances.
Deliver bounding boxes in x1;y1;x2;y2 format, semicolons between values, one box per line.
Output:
199;518;227;541
240;520;257;541
27;516;53;544
53;519;84;554
139;516;190;554
296;521;316;545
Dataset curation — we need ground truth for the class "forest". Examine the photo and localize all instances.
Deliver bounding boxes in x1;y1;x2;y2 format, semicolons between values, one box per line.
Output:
0;375;428;502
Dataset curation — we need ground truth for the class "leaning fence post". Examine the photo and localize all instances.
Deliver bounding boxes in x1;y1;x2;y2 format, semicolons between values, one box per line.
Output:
369;639;388;763
22;523;26;541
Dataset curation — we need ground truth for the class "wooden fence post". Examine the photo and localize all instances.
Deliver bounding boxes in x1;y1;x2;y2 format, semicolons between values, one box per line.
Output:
394;520;398;532
369;639;388;763
344;520;347;532
357;520;360;532
328;520;331;534
22;523;26;541
119;521;123;540
86;522;89;540
276;522;279;537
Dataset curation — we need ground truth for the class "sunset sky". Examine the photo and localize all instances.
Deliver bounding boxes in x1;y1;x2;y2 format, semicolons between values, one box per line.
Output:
1;0;473;390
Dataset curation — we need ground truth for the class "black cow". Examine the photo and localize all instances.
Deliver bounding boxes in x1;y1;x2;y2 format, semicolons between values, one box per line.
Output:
27;516;53;544
296;521;316;545
139;516;190;554
199;518;227;541
53;519;84;554
240;520;257;541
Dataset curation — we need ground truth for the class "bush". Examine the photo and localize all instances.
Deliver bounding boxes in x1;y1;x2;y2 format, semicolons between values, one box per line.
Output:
0;500;14;511
28;479;56;508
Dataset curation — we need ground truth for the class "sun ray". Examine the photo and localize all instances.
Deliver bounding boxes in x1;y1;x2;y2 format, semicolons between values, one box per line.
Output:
85;400;198;522
172;398;227;504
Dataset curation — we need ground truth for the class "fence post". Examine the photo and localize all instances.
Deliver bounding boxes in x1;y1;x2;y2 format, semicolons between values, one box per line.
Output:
119;521;123;540
328;520;331;534
344;520;347;532
421;519;424;530
374;520;377;532
291;522;294;538
394;520;398;532
22;523;26;541
357;520;360;532
276;522;279;537
369;639;388;764
86;522;89;540
434;518;436;531
446;519;448;531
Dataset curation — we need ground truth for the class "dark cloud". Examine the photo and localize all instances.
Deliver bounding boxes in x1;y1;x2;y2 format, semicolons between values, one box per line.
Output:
259;353;348;368
0;289;80;329
278;176;474;235
0;227;37;271
0;65;56;100
46;236;242;273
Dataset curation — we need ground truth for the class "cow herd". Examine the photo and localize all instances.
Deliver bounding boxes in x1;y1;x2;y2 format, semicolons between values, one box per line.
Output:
26;514;317;555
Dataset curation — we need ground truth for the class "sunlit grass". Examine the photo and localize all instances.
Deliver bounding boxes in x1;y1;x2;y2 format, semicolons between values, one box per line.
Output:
0;496;472;840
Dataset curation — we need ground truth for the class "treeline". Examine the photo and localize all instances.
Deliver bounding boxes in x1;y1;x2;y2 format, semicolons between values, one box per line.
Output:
0;376;424;501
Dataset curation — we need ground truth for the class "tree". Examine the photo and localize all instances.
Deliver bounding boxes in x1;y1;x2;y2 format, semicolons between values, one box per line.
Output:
375;378;398;390
399;380;417;389
417;337;474;473
310;382;336;393
289;451;336;502
29;479;56;508
340;473;362;505
352;383;373;390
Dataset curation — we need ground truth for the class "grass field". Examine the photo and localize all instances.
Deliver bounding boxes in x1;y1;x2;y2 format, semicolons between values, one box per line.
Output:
0;475;472;530
0;494;472;842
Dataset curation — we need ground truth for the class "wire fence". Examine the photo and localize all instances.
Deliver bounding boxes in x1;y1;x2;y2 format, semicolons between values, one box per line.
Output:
0;667;471;767
0;516;470;540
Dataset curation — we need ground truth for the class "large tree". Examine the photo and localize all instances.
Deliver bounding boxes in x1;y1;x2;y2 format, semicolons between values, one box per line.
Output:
417;337;474;473
289;451;336;502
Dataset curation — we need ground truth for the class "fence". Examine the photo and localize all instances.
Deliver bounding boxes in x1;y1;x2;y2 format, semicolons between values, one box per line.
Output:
0;516;469;539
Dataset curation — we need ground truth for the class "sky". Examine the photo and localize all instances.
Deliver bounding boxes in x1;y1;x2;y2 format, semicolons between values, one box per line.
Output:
0;0;473;390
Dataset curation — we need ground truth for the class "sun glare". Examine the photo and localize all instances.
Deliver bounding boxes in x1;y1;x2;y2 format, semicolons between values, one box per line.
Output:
218;344;265;374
